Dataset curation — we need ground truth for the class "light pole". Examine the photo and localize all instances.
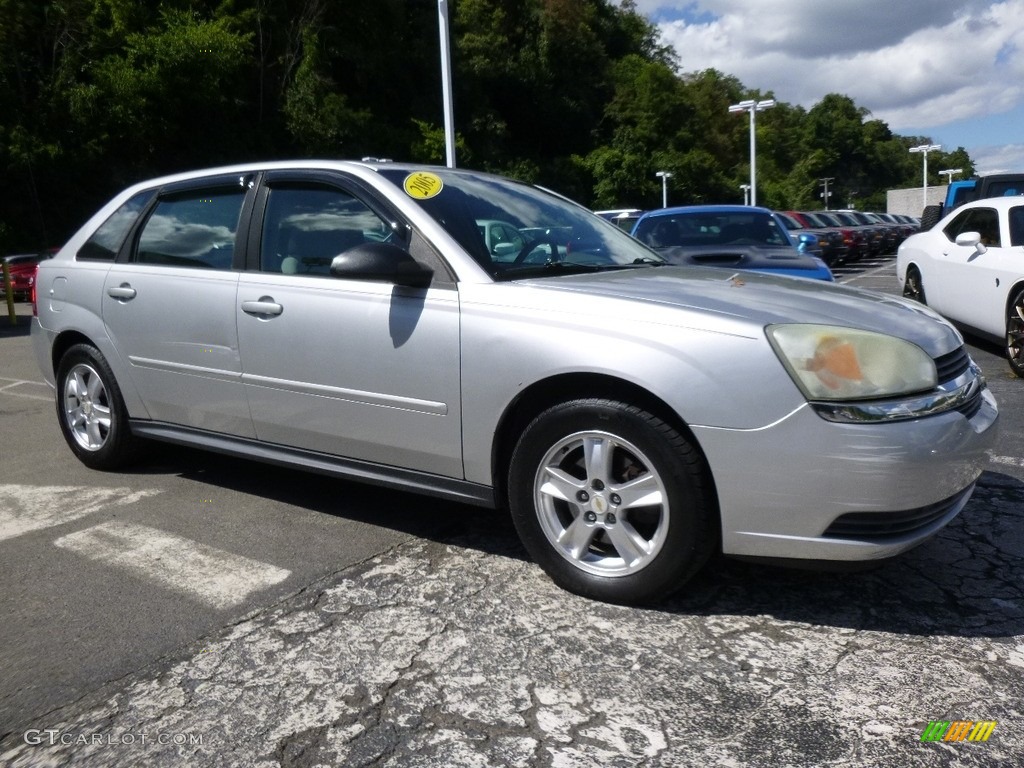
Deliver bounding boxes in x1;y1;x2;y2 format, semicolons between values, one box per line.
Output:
939;167;963;185
909;143;941;209
819;177;834;209
729;98;775;206
739;184;750;205
655;171;672;208
438;0;456;168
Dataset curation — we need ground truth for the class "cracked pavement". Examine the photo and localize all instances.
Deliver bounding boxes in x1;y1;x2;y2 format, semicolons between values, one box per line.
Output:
2;475;1022;767
3;262;1024;768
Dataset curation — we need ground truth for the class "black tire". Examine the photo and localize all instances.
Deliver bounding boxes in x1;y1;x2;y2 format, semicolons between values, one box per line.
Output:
55;343;140;470
919;204;943;231
1007;287;1024;378
903;265;926;304
508;398;717;605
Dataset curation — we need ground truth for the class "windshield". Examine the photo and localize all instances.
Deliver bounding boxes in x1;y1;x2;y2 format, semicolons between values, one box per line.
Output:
376;168;663;279
633;210;792;248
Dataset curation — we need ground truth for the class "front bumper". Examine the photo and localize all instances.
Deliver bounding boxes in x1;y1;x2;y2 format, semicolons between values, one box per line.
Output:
691;387;998;561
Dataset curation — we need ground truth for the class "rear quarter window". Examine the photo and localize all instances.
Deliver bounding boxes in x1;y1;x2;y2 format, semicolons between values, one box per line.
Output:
77;191;155;261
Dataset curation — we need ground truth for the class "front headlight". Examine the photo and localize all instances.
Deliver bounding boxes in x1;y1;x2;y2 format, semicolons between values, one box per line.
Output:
766;324;937;401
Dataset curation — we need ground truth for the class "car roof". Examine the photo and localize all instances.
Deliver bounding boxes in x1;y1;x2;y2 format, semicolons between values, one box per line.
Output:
956;195;1024;210
107;159;508;198
639;204;773;218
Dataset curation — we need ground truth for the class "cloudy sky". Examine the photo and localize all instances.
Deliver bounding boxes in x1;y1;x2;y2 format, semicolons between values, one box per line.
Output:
630;0;1024;174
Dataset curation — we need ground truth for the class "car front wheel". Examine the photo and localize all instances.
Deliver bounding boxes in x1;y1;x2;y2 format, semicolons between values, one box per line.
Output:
508;399;717;605
55;343;139;469
1007;287;1024;378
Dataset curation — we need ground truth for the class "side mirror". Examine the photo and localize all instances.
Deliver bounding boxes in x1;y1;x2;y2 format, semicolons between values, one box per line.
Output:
954;231;987;256
330;242;433;287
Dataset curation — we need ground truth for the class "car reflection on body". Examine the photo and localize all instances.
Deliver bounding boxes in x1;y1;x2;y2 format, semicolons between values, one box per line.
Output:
631;205;834;281
32;161;997;604
898;195;1024;377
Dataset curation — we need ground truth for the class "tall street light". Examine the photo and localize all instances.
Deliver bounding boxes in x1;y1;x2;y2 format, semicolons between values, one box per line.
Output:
438;0;456;168
939;168;963;185
655;171;672;208
729;98;775;206
909;143;941;209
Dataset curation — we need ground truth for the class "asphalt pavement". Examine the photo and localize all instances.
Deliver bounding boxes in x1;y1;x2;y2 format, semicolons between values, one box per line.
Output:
1;257;1022;767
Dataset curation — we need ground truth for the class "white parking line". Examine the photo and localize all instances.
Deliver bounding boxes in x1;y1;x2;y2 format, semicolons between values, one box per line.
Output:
0;376;52;401
838;261;896;284
53;521;291;609
0;484;162;541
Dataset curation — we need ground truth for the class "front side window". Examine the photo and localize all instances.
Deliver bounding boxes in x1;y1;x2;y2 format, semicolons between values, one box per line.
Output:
136;188;245;269
260;185;393;275
943;207;1001;247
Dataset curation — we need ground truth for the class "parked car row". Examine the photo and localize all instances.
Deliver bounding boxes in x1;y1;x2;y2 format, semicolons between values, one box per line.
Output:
779;210;919;266
597;205;919;271
630;205;833;281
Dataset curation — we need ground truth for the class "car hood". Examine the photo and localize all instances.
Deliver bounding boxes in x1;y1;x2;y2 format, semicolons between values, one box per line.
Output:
518;265;961;357
656;244;823;272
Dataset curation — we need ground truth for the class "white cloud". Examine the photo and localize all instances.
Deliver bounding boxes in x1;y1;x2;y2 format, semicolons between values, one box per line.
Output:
643;0;1024;144
972;143;1024;175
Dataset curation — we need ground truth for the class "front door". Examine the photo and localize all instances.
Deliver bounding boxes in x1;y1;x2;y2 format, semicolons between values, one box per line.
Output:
236;176;463;478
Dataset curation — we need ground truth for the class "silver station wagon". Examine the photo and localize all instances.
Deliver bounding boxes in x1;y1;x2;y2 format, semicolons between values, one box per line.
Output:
32;161;998;604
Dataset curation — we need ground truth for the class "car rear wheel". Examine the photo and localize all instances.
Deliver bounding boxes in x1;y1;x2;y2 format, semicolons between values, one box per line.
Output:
1007;287;1024;378
903;265;926;304
508;399;716;605
56;343;140;469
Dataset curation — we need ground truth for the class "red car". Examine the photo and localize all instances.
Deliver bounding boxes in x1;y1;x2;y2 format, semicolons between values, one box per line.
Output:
2;252;54;301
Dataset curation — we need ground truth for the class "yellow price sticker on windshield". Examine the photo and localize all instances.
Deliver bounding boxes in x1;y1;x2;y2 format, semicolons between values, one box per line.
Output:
403;172;444;200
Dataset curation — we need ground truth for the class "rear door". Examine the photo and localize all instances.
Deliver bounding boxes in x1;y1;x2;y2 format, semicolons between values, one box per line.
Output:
101;174;256;435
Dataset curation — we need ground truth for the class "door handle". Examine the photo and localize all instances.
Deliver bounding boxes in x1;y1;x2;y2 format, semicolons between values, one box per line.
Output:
107;283;137;300
241;298;283;317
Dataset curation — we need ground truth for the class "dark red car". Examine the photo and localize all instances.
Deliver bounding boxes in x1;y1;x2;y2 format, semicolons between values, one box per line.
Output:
2;251;54;301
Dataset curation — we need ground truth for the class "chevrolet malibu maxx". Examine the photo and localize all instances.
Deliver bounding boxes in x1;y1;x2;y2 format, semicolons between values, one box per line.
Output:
32;161;998;604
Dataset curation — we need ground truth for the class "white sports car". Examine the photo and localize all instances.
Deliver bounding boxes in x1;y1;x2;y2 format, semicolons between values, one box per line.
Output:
897;196;1024;377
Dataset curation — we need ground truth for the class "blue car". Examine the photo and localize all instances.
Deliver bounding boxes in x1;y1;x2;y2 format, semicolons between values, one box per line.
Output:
631;205;834;281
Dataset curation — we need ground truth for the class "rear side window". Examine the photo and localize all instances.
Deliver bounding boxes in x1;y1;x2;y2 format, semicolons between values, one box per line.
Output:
1009;206;1024;247
136;188;245;269
77;191;154;261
